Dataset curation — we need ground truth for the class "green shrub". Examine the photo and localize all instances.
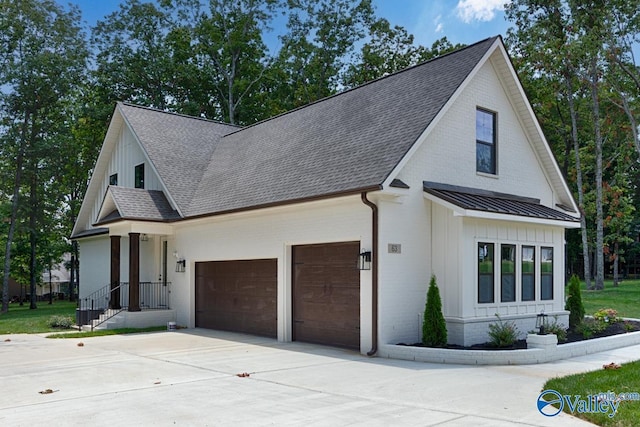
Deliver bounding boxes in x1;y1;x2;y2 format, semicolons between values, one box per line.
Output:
488;314;519;347
422;275;447;347
545;317;567;342
49;315;74;329
593;308;620;323
565;274;585;329
576;317;608;339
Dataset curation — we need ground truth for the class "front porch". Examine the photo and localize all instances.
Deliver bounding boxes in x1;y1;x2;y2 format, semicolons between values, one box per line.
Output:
77;280;172;330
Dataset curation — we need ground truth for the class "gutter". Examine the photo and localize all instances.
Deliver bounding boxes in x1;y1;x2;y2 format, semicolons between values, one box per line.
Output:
361;192;378;356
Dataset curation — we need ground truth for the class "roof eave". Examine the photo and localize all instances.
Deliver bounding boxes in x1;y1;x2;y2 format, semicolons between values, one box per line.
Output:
185;185;383;222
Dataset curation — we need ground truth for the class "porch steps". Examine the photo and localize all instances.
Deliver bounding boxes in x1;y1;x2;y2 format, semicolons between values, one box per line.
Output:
93;309;177;330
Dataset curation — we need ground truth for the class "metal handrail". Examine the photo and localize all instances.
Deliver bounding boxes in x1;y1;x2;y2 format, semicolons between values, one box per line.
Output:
77;281;170;330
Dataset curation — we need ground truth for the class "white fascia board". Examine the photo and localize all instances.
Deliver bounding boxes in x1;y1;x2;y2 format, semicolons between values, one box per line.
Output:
382;38;501;189
71;106;124;237
425;192;581;228
108;221;174;237
493;43;580;215
463;209;581;228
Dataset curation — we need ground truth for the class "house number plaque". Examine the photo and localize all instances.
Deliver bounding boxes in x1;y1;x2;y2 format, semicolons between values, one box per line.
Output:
388;243;401;254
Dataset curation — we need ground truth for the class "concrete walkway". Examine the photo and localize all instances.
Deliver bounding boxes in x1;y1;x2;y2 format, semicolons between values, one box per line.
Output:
1;329;638;426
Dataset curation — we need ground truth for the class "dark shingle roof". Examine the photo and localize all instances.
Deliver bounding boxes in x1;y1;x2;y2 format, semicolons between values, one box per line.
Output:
120;38;498;218
423;181;579;222
98;187;182;224
184;37;498;217
119;104;240;214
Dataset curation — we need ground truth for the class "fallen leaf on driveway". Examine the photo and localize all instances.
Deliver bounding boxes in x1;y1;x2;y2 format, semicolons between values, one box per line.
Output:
154;381;161;385
236;372;250;378
603;362;621;370
77;342;84;347
4;339;10;342
39;389;58;394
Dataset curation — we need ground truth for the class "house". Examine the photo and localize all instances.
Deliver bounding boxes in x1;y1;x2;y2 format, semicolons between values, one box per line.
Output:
71;36;580;352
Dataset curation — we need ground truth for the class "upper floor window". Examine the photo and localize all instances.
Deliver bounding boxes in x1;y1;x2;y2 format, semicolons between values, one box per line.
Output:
109;173;118;186
476;108;496;174
135;163;145;189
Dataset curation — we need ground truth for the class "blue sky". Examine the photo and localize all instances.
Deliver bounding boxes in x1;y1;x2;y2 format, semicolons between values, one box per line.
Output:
68;0;512;48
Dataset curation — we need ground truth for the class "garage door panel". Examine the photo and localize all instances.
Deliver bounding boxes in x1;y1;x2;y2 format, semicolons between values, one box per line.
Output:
196;259;277;338
293;242;360;350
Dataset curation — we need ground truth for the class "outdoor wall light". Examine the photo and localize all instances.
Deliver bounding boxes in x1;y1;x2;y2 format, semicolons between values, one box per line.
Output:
536;311;548;335
358;250;372;271
140;234;149;242
175;259;186;272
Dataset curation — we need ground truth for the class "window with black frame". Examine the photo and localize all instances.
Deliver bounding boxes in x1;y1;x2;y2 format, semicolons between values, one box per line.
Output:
478;243;494;303
541;247;553;300
501;244;515;302
135;163;144;189
476;108;496;174
521;246;535;301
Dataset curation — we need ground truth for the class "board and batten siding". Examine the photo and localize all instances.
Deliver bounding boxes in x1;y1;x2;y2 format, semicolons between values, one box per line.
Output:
89;124;164;228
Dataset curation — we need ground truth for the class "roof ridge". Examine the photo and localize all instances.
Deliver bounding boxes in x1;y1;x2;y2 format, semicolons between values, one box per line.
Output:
119;102;243;128
221;36;501;138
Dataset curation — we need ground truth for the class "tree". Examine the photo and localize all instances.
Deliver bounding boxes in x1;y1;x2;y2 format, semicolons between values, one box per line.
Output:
276;0;375;107
191;0;278;124
506;0;594;287
565;274;585;329
0;0;88;312
343;18;463;88
422;275;447;347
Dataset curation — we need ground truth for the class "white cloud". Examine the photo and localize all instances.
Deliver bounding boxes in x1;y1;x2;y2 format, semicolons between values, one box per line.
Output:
434;14;443;33
456;0;505;23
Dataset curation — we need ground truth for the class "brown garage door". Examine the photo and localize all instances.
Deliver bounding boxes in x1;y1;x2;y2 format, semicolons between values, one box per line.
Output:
195;259;277;338
293;242;360;349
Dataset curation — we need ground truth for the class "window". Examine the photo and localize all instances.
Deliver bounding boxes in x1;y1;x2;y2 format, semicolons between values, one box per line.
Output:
501;245;515;302
478;243;494;303
541;247;553;300
134;163;144;189
109;173;118;186
521;246;535;301
476;108;496;174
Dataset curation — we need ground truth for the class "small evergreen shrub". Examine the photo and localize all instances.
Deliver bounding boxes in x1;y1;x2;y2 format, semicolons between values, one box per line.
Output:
565;275;585;329
488;314;519;348
49;315;74;329
422;275;447;347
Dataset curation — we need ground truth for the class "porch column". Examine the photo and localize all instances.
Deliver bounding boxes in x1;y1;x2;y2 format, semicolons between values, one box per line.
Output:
110;235;121;309
128;232;141;312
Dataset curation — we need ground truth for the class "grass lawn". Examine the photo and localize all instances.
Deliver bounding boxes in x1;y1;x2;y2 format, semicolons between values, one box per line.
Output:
580;279;640;319
544;361;640;426
46;326;167;338
0;300;77;334
542;279;640;426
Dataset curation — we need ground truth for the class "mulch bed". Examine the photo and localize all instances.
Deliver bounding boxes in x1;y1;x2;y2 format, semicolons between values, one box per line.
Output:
399;320;640;350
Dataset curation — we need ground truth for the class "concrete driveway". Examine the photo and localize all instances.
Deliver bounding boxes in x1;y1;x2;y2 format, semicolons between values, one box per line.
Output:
1;329;638;426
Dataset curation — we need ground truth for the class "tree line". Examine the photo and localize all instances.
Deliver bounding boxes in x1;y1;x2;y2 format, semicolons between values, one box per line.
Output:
1;0;638;313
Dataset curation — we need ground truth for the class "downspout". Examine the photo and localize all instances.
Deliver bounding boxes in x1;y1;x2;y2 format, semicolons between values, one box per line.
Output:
361;192;378;356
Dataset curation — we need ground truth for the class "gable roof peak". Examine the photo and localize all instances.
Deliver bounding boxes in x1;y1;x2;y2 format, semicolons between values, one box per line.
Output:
223;36;502;138
118;102;244;129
